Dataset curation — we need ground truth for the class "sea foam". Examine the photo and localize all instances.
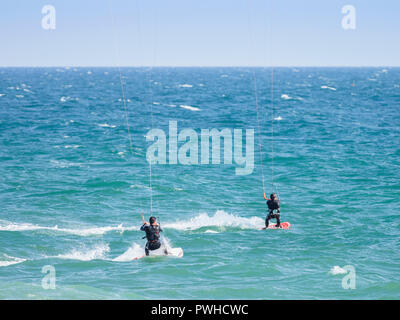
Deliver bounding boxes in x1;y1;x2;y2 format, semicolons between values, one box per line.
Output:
0;220;137;236
0;254;26;267
56;243;110;261
179;105;200;111
321;85;337;91
329;266;347;275
163;210;263;231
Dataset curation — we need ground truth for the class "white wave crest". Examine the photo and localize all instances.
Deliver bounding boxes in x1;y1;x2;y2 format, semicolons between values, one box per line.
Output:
204;230;219;234
60;96;79;102
163;210;263;231
64;145;81;149
329;266;347;275
60;225;137;236
0;220;137;236
321;85;337;91
56;243;110;261
179;105;200;111
98;123;116;128
0;221;46;232
0;254;26;267
281;94;303;101
0;211;262;237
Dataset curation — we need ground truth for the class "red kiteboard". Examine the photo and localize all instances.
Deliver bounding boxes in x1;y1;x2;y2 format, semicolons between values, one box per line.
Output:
260;222;291;230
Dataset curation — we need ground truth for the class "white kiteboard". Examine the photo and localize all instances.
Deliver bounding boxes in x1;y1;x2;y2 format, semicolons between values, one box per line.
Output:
165;247;184;258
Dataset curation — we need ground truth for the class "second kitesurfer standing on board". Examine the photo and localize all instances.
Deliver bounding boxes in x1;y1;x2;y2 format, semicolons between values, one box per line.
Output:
264;193;281;228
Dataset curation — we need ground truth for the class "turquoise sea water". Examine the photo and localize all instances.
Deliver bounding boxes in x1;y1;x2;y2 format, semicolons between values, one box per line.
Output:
0;67;399;299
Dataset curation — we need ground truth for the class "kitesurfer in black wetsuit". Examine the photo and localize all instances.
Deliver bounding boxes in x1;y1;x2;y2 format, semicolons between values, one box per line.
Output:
140;216;166;256
264;193;281;228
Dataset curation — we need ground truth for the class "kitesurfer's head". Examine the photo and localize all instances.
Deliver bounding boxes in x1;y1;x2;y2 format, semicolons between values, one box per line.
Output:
149;216;157;225
270;193;276;200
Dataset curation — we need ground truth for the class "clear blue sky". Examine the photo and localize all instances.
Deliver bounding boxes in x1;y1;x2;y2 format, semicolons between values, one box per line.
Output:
1;0;399;66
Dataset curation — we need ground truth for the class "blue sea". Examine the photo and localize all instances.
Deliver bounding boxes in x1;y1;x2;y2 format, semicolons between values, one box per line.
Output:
0;67;399;299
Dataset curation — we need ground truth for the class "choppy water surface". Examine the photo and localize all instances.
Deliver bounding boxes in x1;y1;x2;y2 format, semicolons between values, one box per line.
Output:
0;67;399;299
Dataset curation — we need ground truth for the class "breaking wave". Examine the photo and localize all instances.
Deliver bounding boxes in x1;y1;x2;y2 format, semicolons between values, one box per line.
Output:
55;243;110;261
281;94;303;101
0;220;137;236
329;266;348;275
321;85;337;91
163;210;263;231
179;105;201;111
0;211;263;237
0;254;26;267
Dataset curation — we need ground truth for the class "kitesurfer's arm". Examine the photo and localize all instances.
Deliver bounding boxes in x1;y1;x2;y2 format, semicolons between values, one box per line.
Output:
140;213;149;231
264;193;269;201
140;222;149;231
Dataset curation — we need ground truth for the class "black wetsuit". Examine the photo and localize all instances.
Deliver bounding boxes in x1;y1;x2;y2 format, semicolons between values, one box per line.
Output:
141;224;163;256
266;199;281;228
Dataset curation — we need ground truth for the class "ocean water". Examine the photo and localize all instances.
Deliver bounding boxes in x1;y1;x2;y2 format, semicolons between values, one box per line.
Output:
0;67;399;299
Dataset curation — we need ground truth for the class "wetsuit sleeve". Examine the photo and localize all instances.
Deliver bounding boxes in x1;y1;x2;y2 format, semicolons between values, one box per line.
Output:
159;227;163;232
140;224;147;231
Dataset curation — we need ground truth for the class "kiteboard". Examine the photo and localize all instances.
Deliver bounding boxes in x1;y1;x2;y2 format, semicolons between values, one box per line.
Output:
259;222;291;230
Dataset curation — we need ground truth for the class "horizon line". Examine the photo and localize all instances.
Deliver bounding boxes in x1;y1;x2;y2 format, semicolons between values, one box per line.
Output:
1;65;399;68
